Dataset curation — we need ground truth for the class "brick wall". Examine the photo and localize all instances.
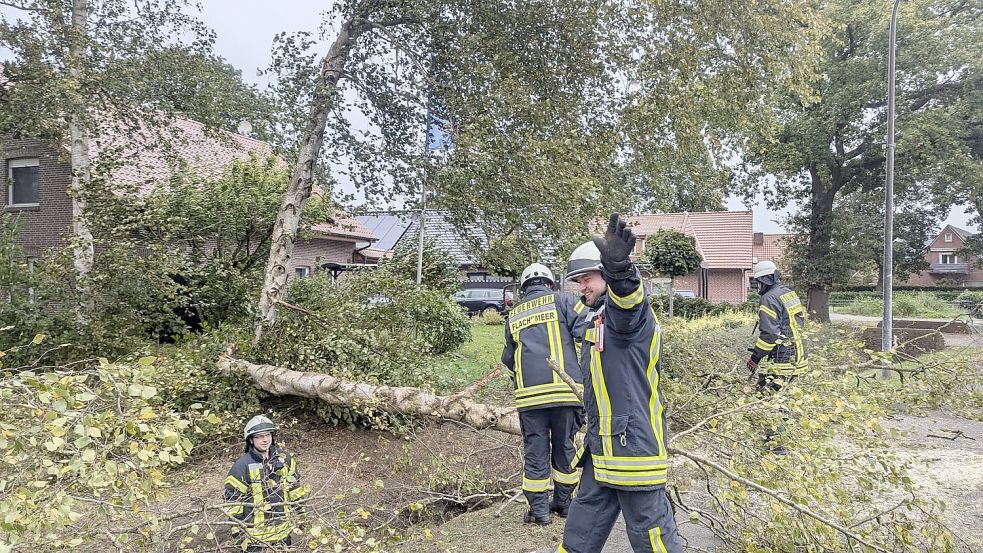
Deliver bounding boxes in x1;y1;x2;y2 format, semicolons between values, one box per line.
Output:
1;138;73;256
707;269;748;303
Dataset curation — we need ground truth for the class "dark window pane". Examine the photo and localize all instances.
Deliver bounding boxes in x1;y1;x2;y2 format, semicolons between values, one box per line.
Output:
10;164;39;205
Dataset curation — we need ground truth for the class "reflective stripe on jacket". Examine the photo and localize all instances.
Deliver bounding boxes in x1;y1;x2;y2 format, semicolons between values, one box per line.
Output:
224;447;307;544
574;272;669;491
752;284;808;376
502;286;584;411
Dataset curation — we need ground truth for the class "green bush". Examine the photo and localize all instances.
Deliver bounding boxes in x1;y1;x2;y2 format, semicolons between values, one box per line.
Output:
834;291;964;319
956;290;983;316
478;310;505;325
649;294;757;320
254;271;471;386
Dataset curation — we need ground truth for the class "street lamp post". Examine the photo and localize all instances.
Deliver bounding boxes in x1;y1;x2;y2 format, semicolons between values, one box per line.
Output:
881;0;902;379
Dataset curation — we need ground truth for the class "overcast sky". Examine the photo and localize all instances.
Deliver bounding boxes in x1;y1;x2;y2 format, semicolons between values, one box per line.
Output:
2;1;976;234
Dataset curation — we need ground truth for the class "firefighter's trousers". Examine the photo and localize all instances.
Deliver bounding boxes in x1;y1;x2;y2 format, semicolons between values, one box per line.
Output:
559;456;682;553
519;406;581;517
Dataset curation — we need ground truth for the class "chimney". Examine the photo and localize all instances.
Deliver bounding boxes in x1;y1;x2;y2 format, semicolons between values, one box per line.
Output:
753;232;764;246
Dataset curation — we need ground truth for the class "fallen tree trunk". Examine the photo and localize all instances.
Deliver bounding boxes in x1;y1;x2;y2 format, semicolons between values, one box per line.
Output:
219;353;895;552
217;353;520;435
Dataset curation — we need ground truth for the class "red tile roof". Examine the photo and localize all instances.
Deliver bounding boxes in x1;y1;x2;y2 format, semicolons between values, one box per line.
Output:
312;217;375;241
626;211;753;269
753;233;794;264
90;115;276;196
88;115;374;242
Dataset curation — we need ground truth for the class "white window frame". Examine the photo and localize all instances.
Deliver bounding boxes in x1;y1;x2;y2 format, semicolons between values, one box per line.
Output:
7;158;40;207
940;253;958;265
294;266;310;278
944;233;953;243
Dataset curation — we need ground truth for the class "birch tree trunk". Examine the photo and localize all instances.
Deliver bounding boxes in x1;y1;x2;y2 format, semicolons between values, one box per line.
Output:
68;0;94;326
253;12;367;345
217;353;521;436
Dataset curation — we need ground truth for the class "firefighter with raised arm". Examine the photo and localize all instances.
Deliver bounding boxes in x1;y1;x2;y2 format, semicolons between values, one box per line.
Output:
558;213;682;553
502;263;585;525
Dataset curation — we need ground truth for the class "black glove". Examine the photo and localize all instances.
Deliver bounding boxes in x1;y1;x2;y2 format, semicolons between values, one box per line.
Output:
746;357;759;374
592;212;636;279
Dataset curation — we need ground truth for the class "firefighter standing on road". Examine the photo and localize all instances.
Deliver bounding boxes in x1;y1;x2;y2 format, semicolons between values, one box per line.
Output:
502;263;585;525
746;260;809;392
224;415;308;551
558;213;682;553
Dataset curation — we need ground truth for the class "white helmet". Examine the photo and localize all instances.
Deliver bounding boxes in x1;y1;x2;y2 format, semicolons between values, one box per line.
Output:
520;263;554;289
566;241;603;282
244;415;277;439
753;260;778;279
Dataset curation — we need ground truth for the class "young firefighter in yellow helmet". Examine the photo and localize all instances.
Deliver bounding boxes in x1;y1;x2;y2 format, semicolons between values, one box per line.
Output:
224;415;308;551
502;262;586;525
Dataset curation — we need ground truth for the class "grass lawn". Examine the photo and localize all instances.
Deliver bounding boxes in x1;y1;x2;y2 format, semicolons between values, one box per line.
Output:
431;322;511;402
832;292;966;320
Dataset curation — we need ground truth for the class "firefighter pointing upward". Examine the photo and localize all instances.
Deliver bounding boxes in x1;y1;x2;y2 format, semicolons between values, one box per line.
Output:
502;263;585;525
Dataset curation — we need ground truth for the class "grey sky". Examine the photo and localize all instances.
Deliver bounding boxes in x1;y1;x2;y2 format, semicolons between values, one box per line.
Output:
2;1;975;234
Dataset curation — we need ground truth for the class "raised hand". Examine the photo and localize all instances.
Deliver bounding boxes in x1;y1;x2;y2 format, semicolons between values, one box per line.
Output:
592;212;635;276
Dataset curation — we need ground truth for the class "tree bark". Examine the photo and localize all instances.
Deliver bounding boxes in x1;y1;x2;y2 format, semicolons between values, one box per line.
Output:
217;353;521;435
68;0;94;326
253;11;366;345
805;165;835;323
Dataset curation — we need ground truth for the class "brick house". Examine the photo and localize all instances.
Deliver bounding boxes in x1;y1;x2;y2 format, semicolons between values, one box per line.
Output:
626;211;754;303
1;117;374;275
752;232;795;271
902;225;983;287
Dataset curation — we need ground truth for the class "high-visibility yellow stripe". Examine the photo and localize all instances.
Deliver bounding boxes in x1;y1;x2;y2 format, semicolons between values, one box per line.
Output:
570;444;585;471
608;284;644;309
647;330;664;452
248;466;265;528
558;544;569;553
759;305;778;319
755;338;776;351
225;475;248;493
573;300;585;314
515;343;523;388
522;476;551;492
552;468;579;485
593;456;669;469
649;527;668;553
594;468;667;486
590;344;614;456
516;382;583;397
516;392;582;409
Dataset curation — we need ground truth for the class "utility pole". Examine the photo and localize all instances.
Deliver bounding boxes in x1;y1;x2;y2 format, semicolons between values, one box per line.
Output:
416;179;426;285
881;0;902;379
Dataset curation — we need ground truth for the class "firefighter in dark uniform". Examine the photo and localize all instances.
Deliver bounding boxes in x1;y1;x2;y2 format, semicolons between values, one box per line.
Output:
746;260;809;391
502;263;585;525
559;213;682;553
224;415;308;551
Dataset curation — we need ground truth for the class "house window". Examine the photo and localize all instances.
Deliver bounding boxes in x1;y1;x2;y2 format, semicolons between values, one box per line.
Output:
294;266;310;278
940;254;958;265
8;159;40;207
944;233;953;243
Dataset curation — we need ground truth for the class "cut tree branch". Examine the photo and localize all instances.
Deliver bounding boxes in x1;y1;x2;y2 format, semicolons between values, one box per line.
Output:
668;447;892;553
